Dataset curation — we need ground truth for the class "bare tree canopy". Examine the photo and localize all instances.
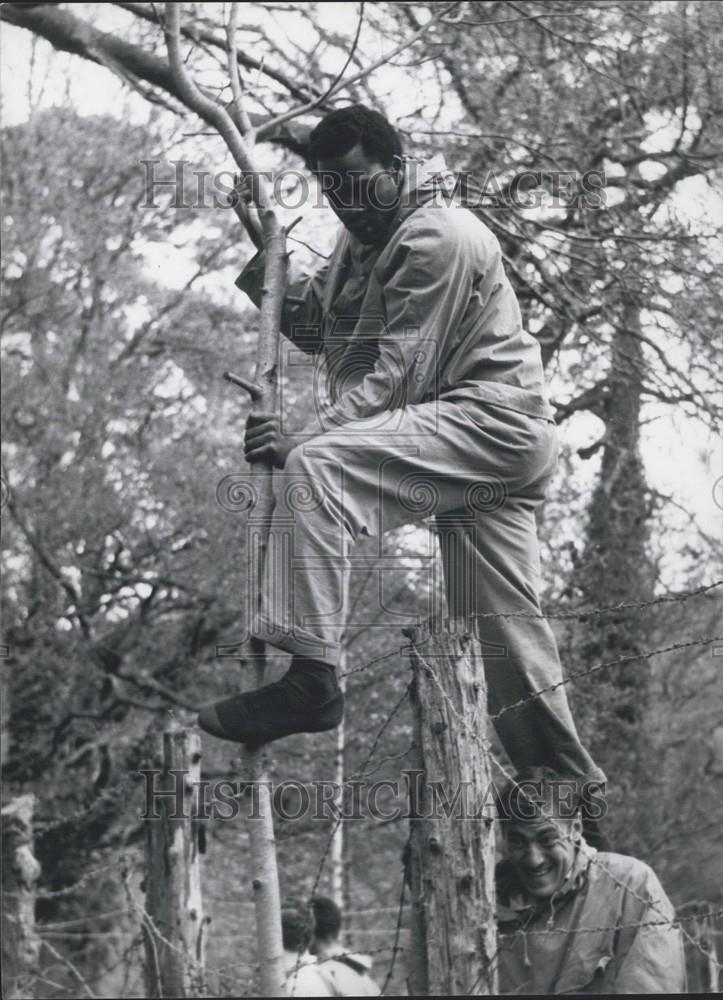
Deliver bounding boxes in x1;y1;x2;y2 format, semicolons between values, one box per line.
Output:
2;2;722;996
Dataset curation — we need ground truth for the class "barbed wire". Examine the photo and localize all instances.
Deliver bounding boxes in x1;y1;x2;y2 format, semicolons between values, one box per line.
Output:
588;850;723;974
34;772;135;836
380;872;408;996
40;908;133;929
498;908;723;937
4;861;132;902
36;861;126;900
337;580;723;683
490;633;723;720
470;579;723;622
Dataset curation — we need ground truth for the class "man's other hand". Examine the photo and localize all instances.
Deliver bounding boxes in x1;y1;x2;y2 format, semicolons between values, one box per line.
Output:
244;412;293;468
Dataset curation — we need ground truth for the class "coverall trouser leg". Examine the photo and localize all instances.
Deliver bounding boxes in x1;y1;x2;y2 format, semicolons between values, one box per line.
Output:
251;396;605;785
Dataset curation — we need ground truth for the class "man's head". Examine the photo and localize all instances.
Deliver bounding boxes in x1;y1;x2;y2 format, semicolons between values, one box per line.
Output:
309;105;404;245
310;895;341;952
496;768;584;901
281;900;313;954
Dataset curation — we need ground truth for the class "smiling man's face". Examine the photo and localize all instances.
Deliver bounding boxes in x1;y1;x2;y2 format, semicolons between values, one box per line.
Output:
503;816;580;900
315;142;402;245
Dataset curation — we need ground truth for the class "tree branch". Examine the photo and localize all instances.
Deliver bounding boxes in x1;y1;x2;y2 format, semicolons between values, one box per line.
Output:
0;2;309;153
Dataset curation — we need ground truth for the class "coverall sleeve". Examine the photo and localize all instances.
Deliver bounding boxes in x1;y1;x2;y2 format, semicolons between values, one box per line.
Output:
610;868;687;994
235;251;328;355
320;213;477;427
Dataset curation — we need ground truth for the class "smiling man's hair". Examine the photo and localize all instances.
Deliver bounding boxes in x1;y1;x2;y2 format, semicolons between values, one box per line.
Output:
495;767;584;824
308;105;403;168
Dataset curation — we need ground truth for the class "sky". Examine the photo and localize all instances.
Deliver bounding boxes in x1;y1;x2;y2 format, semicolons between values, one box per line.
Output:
1;7;721;588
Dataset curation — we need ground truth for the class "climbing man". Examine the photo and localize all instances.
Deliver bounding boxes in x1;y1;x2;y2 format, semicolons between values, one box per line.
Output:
495;767;686;993
199;104;605;800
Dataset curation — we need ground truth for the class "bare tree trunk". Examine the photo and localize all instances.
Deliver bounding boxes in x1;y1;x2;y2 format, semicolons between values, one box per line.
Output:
705;914;720;993
331;648;347;912
143;729;205;998
164;6;287;994
1;795;41;1000
405;625;496;996
238;223;287;998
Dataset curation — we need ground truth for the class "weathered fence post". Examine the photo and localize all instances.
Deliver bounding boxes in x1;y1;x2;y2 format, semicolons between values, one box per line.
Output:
143;728;205;998
405;623;497;996
1;794;41;1000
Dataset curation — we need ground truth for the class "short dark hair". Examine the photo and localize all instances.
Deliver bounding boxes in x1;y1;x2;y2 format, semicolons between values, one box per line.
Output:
309;105;403;168
281;901;312;953
495;767;585;823
311;895;342;941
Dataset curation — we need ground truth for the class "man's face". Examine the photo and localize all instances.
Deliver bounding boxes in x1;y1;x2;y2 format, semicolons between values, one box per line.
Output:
502;817;579;900
315;143;402;245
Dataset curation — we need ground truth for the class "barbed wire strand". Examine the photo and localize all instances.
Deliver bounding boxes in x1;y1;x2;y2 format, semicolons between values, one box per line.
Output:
380;872;408;996
470;579;723;622
339;581;723;682
491;633;723;720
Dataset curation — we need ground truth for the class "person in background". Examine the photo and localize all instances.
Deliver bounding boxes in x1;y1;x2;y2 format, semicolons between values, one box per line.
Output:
495;768;686;994
310;895;380;997
281;901;332;998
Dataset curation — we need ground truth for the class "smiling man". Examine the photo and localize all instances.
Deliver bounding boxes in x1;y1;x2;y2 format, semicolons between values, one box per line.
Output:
198;105;604;803
496;768;686;994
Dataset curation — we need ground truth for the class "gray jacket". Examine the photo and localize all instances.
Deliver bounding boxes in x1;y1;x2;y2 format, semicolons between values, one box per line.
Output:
497;845;687;994
237;155;554;426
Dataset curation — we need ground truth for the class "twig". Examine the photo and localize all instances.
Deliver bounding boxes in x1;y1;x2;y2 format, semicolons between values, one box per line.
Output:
255;2;461;139
226;1;254;138
41;940;97;998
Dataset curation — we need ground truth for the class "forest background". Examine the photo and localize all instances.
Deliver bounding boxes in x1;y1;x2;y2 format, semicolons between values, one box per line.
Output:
1;2;722;995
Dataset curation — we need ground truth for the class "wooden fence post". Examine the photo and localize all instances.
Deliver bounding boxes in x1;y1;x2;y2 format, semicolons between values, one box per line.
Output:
143;728;205;998
1;794;41;1000
405;624;497;996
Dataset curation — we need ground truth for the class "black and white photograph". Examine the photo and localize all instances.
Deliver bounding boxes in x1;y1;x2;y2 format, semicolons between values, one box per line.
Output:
1;1;721;996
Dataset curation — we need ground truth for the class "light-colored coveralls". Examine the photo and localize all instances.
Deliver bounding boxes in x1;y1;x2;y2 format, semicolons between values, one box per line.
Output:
237;156;604;785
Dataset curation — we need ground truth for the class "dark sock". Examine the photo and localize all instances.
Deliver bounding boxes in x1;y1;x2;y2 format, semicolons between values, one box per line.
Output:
287;656;337;701
203;655;341;745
